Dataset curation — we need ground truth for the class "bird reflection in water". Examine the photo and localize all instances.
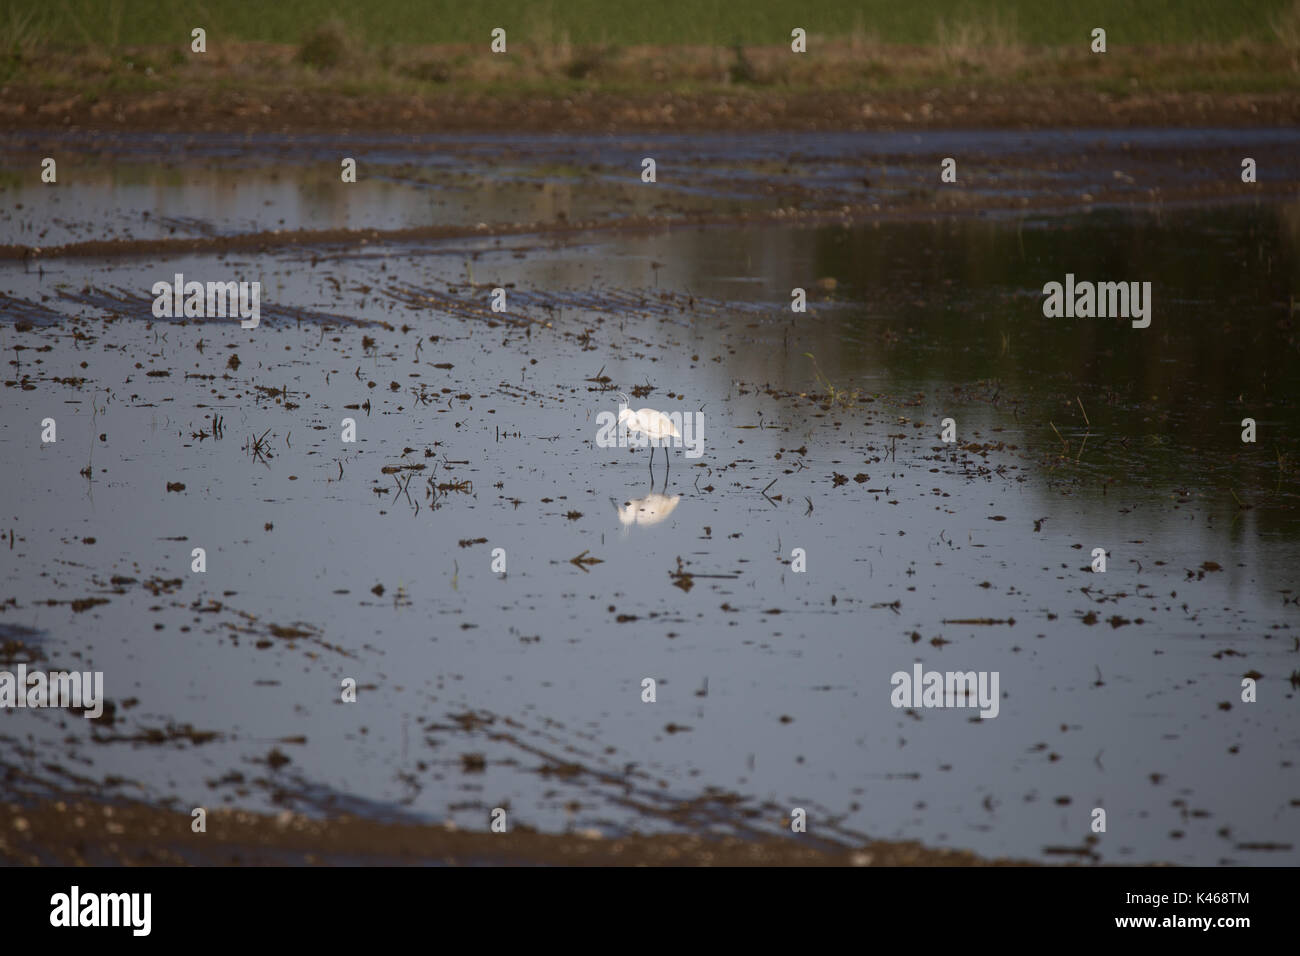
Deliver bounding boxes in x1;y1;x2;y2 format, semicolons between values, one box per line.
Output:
611;487;681;531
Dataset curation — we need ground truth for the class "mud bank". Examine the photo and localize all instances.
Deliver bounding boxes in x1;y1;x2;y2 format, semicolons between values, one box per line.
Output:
5;127;1298;261
2;798;1022;866
4;88;1299;135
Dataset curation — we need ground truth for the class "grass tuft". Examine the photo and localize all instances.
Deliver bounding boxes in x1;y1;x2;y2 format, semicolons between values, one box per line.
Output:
297;17;354;71
1271;0;1300;56
936;11;1024;71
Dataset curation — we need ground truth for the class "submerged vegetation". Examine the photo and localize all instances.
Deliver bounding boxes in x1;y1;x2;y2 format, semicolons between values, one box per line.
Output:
804;352;861;409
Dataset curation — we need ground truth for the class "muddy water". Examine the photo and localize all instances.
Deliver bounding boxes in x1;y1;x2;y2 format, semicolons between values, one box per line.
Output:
6;127;1300;248
1;130;1299;865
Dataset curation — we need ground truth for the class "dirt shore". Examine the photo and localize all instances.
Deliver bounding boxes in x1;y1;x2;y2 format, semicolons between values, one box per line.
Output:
4;86;1299;134
2;799;1027;866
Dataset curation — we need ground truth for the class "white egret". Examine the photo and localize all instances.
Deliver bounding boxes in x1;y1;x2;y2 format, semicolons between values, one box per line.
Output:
617;391;681;474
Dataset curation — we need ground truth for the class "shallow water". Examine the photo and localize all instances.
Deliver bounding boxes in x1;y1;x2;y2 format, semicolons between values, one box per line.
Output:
5;127;1300;246
1;129;1299;864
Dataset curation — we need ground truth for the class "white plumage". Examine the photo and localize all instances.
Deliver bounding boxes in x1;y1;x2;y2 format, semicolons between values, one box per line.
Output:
617;391;680;473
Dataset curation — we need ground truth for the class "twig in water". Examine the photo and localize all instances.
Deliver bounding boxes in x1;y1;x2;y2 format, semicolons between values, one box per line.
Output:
1049;421;1068;451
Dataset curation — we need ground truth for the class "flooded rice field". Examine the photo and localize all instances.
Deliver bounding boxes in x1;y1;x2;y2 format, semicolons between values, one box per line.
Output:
2;129;1299;865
